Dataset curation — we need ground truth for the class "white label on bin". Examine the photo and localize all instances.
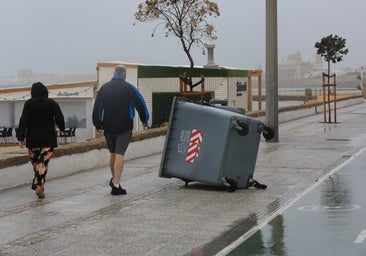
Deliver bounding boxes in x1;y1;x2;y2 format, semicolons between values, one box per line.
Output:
177;130;190;154
185;129;203;164
179;129;191;143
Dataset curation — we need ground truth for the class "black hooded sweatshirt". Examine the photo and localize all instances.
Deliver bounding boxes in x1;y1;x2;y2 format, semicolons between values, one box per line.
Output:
16;82;65;148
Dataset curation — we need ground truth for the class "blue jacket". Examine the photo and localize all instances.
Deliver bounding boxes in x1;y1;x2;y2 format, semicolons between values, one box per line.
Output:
92;76;149;134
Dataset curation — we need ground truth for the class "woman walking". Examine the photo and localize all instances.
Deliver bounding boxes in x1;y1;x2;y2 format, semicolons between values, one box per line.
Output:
16;82;65;199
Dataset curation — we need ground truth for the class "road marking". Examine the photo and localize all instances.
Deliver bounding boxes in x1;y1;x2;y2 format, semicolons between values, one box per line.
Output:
355;230;366;243
298;204;361;212
215;147;366;256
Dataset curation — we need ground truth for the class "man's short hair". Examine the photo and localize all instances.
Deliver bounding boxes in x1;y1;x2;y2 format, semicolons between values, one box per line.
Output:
114;65;127;77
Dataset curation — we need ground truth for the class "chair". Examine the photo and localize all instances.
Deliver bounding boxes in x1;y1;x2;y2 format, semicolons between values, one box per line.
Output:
70;127;76;143
59;128;70;144
55;129;62;144
59;127;76;144
0;128;7;144
0;127;14;144
5;127;14;144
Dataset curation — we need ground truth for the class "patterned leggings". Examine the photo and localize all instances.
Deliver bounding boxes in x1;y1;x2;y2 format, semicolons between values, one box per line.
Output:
28;148;54;190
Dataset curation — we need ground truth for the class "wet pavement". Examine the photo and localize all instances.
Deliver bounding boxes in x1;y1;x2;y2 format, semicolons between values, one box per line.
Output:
223;148;366;256
1;101;366;256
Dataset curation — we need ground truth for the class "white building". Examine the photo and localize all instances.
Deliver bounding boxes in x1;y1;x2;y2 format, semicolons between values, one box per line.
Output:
0;81;97;142
0;61;260;143
97;61;260;128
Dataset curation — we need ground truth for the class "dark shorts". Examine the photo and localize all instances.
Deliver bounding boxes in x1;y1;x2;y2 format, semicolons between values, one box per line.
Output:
104;130;132;155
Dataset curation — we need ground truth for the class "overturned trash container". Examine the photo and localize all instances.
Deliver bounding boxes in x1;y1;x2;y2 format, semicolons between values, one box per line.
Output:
209;98;246;115
159;97;274;192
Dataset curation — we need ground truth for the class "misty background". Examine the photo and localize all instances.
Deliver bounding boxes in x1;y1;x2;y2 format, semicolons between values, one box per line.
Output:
0;0;364;86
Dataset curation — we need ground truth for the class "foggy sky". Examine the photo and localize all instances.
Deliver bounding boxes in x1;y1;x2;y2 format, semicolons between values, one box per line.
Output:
0;0;364;77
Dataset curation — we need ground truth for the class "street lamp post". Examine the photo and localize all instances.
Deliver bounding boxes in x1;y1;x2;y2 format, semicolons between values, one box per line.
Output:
265;0;279;142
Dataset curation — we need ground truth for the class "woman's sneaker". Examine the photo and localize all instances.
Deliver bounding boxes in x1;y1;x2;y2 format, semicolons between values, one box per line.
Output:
35;186;45;199
111;184;127;195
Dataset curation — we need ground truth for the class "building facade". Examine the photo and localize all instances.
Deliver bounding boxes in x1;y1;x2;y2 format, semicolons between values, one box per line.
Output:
0;81;97;142
0;62;258;142
97;61;256;128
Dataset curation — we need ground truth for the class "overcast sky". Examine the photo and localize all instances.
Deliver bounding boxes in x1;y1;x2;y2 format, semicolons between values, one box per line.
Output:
0;0;364;77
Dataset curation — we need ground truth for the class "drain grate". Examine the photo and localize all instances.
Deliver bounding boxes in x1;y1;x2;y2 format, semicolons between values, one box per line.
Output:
326;138;350;141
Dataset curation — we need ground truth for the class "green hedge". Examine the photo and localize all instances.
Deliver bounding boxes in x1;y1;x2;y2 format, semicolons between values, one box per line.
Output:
151;92;214;128
138;65;248;78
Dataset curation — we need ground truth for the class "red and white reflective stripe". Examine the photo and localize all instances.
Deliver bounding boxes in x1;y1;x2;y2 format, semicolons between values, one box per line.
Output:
185;129;203;163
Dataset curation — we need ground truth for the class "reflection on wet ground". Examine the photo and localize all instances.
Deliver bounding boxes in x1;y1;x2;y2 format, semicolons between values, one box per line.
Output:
226;148;366;256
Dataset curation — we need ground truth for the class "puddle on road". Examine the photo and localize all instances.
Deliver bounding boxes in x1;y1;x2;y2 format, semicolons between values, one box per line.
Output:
225;160;366;256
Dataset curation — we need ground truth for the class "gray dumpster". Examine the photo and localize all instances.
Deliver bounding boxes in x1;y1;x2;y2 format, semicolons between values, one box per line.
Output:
209;98;246;115
159;97;272;192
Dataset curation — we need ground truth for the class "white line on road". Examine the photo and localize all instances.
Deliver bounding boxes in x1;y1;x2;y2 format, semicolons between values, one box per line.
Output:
355;230;366;243
215;147;366;256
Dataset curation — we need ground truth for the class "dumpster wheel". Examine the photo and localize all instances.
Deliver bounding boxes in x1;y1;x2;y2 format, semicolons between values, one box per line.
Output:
248;178;267;189
223;176;238;193
183;179;193;186
262;126;275;141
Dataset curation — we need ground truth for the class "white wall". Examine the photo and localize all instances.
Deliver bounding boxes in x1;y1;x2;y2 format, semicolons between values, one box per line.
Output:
0;102;13;127
0;135;166;191
0;84;95;141
97;62;139;90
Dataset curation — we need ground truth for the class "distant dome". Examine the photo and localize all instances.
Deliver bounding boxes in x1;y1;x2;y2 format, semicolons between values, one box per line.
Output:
286;51;302;63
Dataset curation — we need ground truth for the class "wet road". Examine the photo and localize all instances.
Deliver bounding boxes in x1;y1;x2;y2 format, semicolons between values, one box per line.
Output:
1;101;366;256
225;147;366;256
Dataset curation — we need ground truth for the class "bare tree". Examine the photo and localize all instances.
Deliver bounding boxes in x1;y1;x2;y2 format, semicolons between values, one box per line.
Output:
134;0;220;90
315;34;348;123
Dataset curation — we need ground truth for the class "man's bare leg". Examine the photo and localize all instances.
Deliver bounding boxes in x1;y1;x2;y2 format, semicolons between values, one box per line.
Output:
113;153;124;186
109;153;116;180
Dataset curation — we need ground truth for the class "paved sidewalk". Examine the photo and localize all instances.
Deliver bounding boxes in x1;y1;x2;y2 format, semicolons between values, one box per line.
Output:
1;101;366;256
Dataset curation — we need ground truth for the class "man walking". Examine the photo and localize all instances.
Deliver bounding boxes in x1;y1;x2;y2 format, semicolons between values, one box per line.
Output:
92;65;149;195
